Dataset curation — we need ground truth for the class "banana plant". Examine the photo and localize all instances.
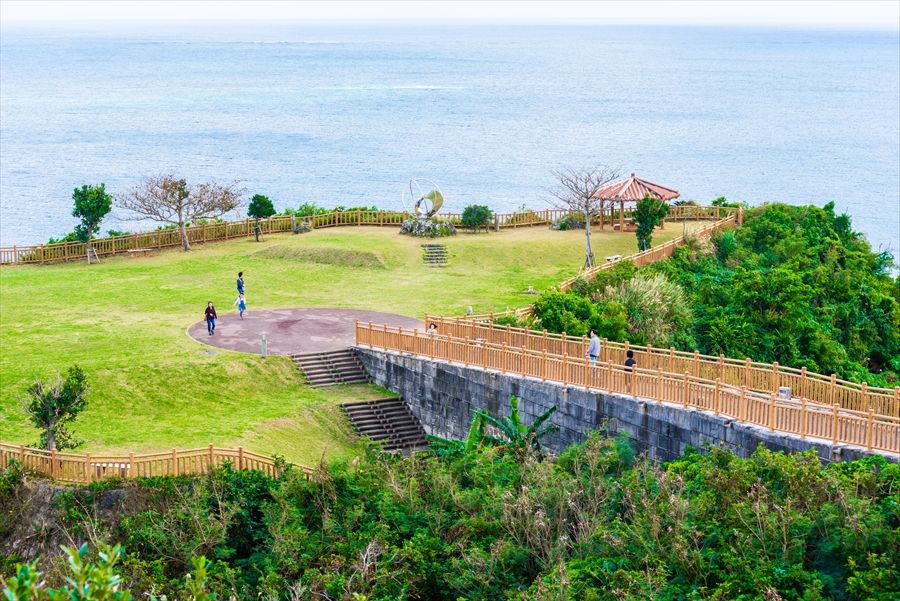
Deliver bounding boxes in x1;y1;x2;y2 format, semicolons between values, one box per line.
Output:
428;396;558;459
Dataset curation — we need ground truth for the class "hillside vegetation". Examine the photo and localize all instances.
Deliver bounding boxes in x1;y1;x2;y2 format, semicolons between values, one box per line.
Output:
533;204;900;387
3;437;898;599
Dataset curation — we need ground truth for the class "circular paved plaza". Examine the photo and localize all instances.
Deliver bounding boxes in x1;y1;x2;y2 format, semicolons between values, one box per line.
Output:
188;308;424;356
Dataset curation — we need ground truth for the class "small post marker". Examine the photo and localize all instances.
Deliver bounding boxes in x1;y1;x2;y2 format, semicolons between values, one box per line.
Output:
261;333;267;359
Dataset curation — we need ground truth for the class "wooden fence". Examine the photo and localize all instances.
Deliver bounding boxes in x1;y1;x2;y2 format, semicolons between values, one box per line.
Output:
355;323;900;455
0;205;740;266
0;443;309;484
415;317;900;418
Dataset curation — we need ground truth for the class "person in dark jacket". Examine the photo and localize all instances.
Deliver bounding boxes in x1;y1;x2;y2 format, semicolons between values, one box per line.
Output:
205;301;217;335
236;272;245;295
624;349;637;371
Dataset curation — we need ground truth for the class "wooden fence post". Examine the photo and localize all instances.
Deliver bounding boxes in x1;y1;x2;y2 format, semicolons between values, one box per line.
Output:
656;368;663;403
683;373;689;408
85;452;92;484
831;403;840;445
209;444;215;470
718;355;725;381
464;337;470;367
563;353;569;386
800;397;807;439
866;407;875;451
714;379;721;415
773;362;780;394
895;388;900;418
541;350;548;381
238;446;244;470
602;338;608;362
129;452;135;478
172;449;178;476
51;449;58;479
501;344;507;373
670;347;675;373
739;387;747;422
768;394;776;432
829;374;837;406
861;382;868;409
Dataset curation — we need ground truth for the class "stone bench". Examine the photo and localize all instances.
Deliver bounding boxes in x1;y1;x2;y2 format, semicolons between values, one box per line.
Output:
126;248;153;258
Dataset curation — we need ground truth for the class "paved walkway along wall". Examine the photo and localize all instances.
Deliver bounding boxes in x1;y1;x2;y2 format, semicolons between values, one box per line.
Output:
355;348;898;464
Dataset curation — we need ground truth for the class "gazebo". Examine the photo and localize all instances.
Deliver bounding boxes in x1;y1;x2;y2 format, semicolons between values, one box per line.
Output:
593;173;680;231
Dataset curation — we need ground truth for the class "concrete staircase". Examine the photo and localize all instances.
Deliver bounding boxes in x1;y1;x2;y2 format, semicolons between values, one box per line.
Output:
291;349;371;387
422;243;448;267
340;398;429;454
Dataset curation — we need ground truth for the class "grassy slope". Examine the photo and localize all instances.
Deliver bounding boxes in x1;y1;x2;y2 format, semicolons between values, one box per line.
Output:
0;224;683;464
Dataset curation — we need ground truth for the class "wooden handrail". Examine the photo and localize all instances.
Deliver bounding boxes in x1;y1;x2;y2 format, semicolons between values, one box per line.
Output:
0;443;311;484
0;206;738;266
355;324;900;455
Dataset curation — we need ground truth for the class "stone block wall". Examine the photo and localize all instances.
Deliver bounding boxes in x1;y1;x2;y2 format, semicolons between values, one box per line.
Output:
355;348;896;463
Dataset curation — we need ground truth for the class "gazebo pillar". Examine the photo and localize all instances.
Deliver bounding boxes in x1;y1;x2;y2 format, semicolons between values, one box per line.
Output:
619;200;624;232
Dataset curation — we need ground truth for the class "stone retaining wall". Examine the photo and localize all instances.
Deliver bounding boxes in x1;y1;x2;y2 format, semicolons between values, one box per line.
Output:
355;347;897;463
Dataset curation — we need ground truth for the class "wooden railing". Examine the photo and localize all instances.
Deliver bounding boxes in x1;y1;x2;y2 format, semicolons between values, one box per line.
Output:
415;317;900;418
0;443;309;484
0;206;740;266
355;323;900;455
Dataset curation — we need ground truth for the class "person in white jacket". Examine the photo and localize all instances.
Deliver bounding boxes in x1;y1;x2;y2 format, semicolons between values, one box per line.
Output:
233;293;247;320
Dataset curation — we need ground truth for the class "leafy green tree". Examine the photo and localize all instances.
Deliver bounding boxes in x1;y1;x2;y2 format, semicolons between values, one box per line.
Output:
4;543;131;601
248;194;276;241
72;184;113;264
632;194;669;251
19;364;89;451
461;204;493;233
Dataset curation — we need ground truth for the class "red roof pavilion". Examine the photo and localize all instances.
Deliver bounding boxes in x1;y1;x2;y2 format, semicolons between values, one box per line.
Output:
593;173;680;202
592;173;680;231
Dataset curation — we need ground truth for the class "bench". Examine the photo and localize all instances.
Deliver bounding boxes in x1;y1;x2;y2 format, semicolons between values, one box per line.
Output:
605;255;622;263
126;248;153;258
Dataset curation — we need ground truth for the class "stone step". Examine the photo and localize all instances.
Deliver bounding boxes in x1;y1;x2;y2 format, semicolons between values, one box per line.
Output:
292;348;371;387
340;397;429;455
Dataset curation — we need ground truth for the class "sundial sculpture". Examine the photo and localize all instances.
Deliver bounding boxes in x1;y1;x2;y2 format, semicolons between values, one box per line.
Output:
401;179;444;221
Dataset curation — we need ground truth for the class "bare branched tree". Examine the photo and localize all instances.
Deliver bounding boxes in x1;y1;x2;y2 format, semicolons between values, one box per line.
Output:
548;166;621;269
117;173;245;251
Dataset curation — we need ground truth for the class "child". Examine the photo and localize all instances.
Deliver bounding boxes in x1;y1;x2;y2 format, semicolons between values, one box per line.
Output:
205;301;217;335
233;293;247;320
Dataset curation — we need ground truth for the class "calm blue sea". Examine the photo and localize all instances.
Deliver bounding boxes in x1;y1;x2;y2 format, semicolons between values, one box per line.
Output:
1;22;898;257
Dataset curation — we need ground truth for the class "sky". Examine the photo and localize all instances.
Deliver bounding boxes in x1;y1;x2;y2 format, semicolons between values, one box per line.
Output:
0;0;898;28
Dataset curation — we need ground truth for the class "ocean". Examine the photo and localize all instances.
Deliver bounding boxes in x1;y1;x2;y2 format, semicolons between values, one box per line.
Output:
1;22;898;257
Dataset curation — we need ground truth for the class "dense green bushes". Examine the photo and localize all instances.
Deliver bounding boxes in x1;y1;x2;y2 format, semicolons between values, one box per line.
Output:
532;203;900;385
4;440;899;599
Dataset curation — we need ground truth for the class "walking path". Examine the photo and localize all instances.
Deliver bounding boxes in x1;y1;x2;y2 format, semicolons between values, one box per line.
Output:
188;308;423;356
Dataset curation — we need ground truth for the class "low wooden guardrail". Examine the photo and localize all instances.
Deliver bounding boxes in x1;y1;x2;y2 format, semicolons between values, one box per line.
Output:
0;443;310;484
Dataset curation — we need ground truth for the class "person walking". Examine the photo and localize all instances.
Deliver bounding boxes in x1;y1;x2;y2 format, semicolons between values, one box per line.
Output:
205;301;217;335
586;329;601;366
233;293;247;320
624;349;637;393
236;272;245;295
427;322;438;338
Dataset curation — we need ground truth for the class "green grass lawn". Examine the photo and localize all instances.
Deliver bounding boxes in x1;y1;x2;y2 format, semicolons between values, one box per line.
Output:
0;224;686;464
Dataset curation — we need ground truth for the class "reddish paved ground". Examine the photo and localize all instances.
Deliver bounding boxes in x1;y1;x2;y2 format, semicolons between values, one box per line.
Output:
188;308;424;356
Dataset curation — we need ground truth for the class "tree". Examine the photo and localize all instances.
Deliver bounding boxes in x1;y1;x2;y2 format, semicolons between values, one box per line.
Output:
461;204;493;233
20;364;89;451
117;174;245;251
633;194;670;251
548;166;621;269
72;184;113;264
247;194;276;241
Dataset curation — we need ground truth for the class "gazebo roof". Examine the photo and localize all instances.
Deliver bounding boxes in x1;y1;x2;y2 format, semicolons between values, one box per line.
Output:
593;173;680;202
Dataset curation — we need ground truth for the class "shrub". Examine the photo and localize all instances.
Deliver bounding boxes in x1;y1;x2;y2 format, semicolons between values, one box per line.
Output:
461;205;493;233
600;273;694;347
